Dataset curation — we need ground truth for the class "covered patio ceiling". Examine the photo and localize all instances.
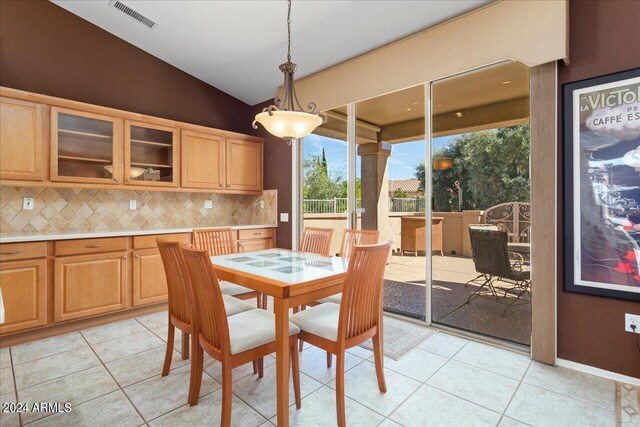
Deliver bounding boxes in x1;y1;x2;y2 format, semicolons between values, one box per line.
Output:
315;61;530;144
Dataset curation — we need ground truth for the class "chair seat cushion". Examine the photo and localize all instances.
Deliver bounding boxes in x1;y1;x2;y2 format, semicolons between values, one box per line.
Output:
222;295;255;316
227;309;300;355
315;293;342;305
290;303;340;342
220;280;255;296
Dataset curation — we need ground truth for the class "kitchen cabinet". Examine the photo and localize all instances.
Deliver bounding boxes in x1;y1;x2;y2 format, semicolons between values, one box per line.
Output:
225;138;263;191
50;107;123;185
131;232;191;306
0;97;45;181
181;130;225;190
125;120;179;187
237;228;275;253
0;258;47;334
54;251;127;322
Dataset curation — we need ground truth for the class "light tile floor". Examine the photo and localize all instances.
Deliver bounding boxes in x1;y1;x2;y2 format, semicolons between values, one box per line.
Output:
0;310;619;427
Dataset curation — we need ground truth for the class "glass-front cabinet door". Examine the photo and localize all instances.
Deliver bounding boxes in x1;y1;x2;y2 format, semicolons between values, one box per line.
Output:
124;121;179;187
51;107;123;184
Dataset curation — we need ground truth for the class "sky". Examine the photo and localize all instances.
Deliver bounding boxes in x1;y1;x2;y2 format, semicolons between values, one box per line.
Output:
303;133;459;180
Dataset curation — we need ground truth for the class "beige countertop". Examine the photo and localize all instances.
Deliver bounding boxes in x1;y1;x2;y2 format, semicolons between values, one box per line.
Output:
0;224;277;244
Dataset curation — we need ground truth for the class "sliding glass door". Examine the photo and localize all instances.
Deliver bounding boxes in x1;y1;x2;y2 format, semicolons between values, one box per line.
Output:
428;61;532;346
297;62;533;347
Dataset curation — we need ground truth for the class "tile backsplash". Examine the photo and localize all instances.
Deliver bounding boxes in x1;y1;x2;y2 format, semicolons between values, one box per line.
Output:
0;187;277;234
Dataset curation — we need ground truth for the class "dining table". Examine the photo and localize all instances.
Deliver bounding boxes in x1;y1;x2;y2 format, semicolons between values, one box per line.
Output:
210;248;349;427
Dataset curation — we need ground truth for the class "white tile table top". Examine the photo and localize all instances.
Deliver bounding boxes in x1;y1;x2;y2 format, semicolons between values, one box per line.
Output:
210;249;349;285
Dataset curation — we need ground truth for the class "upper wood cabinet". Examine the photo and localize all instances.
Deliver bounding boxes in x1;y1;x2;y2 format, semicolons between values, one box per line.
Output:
51;107;123;185
125;120;179;187
226;138;263;191
0;97;45;181
181;130;225;190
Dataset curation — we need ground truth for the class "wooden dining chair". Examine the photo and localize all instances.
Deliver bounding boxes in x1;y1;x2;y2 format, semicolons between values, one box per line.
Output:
156;239;255;379
290;241;392;427
300;226;334;256
192;228;263;308
180;245;302;426
306;229;380;360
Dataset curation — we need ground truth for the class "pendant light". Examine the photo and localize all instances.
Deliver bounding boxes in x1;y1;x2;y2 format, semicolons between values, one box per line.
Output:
253;0;325;144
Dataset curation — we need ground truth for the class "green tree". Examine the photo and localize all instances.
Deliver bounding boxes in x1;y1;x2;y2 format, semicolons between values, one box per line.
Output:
303;153;346;200
415;125;530;211
393;188;408;198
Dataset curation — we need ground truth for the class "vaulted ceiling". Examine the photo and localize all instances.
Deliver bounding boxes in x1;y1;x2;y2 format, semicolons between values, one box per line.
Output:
52;0;491;105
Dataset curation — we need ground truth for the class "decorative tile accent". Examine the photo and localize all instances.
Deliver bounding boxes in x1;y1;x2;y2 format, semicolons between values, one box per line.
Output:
618;382;639;427
0;187;277;234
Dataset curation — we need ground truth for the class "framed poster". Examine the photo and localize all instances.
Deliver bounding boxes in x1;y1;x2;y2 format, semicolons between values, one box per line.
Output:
564;68;640;301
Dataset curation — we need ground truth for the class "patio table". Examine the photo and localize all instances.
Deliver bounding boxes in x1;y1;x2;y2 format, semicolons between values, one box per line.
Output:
508;242;531;264
210;248;349;427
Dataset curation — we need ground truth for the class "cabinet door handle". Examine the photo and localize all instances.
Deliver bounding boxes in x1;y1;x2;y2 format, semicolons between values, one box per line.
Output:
134;254;140;259
122;256;127;260
85;244;102;248
113;177;119;182
0;250;21;255
253;232;261;236
126;178;131;182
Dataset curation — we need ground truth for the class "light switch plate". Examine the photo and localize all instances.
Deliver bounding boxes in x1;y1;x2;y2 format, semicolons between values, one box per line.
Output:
23;198;34;210
280;213;289;222
204;200;213;209
129;200;137;210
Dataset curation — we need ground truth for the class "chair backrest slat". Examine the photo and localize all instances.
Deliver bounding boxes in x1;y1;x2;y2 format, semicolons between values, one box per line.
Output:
300;227;334;256
157;239;194;326
180;245;230;353
337;241;392;341
339;229;380;258
193;228;236;256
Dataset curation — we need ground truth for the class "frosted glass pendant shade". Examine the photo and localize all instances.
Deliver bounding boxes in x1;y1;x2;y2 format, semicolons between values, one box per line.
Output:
254;110;323;139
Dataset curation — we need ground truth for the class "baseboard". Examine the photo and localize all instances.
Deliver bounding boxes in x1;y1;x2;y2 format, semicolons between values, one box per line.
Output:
556;358;640;386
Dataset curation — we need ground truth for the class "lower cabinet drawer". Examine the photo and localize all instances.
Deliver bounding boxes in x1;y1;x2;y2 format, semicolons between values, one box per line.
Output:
132;249;168;306
54;252;127;322
238;228;274;240
237;238;274;253
133;233;191;250
0;259;47;334
0;242;47;262
55;237;128;257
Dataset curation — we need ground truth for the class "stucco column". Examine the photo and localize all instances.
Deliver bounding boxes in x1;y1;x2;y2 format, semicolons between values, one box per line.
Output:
357;142;392;240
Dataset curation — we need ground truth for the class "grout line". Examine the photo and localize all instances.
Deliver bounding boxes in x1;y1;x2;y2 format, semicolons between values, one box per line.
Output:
78;330;147;424
497;359;533;426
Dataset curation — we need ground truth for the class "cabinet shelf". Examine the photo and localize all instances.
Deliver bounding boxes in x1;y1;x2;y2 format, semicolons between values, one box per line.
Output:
130;139;173;148
131;162;172;168
58;129;112;140
59;155;112;164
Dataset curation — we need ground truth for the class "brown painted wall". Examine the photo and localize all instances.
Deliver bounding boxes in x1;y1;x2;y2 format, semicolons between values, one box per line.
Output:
0;0;252;134
252;101;293;249
557;0;640;378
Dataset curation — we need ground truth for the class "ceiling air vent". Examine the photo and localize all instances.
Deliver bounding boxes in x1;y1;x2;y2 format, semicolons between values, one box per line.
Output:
110;1;157;29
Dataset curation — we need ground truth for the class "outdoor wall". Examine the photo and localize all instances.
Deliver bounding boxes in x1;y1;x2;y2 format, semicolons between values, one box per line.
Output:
304;211;482;258
557;0;640;379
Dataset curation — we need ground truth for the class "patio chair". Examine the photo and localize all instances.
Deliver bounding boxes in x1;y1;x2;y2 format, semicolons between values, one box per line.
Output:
192;228;264;308
467;228;530;316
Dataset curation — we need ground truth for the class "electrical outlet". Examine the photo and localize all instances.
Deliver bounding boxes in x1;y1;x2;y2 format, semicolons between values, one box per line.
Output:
204;200;213;209
280;213;289;222
23;198;34;210
129;200;137;210
625;313;640;333
259;200;265;209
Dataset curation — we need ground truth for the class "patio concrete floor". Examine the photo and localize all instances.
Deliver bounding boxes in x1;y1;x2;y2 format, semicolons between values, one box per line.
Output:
384;253;531;346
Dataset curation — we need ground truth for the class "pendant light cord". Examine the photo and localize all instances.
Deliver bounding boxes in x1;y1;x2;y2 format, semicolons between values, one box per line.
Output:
287;0;292;62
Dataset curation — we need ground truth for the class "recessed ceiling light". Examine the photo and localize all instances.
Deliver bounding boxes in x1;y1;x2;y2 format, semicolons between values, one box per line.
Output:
455;112;463;117
413;101;419;105
436;104;444;107
501;80;512;85
406;108;412;111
